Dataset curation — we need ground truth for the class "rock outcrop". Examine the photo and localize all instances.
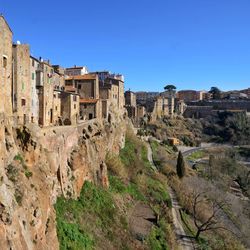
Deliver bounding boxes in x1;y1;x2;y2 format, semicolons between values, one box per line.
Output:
0;111;126;250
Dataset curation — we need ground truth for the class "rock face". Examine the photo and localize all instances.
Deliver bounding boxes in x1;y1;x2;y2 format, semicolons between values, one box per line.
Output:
0;111;126;250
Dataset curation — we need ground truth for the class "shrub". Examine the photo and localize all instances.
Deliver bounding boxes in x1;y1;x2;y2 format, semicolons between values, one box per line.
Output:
25;170;33;179
57;220;94;250
147;221;169;250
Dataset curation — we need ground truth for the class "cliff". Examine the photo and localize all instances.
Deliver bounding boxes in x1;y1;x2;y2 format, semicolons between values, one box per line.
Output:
0;111;126;250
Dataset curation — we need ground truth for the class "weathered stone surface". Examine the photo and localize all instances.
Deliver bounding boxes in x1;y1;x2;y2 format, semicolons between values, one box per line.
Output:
0;111;126;249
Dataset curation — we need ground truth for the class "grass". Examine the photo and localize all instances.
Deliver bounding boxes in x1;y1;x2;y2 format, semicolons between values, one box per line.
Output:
55;129;176;249
56;220;94;250
187;150;205;161
147;177;172;207
147;219;170;250
109;175;145;200
55;181;117;249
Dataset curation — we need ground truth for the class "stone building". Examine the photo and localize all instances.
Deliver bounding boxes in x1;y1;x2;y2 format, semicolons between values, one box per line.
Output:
124;90;137;118
12;44;32;125
0;15;13;115
136;105;145;119
151;96;169;120
175;99;186;115
99;76;125;118
61;92;79;125
136;91;159;105
65;66;88;76
30;56;40;124
162;90;175;116
177;90;204;102
125;90;136;107
36;60;58;126
65;74;101;120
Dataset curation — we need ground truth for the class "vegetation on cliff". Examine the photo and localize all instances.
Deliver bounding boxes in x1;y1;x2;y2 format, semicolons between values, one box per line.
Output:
55;129;176;250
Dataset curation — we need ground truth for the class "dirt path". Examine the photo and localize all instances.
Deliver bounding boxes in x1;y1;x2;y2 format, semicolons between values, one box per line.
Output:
145;139;195;250
168;188;195;250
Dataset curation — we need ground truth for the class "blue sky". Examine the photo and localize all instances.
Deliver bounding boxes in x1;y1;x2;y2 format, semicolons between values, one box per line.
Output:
1;0;250;92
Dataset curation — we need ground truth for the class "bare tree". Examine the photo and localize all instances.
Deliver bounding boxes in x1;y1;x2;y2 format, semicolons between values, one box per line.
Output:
192;192;232;240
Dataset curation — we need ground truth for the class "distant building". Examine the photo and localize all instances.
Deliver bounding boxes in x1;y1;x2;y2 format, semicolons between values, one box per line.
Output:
124;90;137;118
241;88;250;97
162;90;176;116
0;15;13;115
125;90;136;107
65;66;88;76
136;91;159;105
228;92;248;100
175;100;187;115
177;90;204;102
136;105;145;119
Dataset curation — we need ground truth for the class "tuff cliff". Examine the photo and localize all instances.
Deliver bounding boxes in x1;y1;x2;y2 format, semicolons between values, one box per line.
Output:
0;110;127;250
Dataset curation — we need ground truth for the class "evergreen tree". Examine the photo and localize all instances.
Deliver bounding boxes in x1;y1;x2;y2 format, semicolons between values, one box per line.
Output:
176;151;185;178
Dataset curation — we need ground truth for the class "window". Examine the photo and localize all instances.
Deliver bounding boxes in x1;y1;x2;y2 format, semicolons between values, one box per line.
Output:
73;95;77;102
55;106;57;111
84;104;87;109
74;104;76;109
21;99;26;106
3;56;7;68
32;59;34;67
32;73;35;80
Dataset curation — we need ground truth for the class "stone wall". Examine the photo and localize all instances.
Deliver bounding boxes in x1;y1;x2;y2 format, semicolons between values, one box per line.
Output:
187;100;250;112
30;57;39;124
13;44;32;125
0;16;13;115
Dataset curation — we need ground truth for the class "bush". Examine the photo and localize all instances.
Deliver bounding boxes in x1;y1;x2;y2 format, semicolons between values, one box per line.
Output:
56;220;94;250
147;220;169;250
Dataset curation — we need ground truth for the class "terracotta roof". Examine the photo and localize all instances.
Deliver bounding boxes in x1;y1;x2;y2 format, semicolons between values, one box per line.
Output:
80;99;98;104
66;74;97;80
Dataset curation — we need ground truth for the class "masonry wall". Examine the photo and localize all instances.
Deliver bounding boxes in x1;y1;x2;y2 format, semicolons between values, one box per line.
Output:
80;103;96;120
0;16;13;115
42;63;54;126
118;81;125;110
13;44;31;125
187;100;250;112
53;91;61;124
30;57;39;124
61;93;79;125
77;81;94;98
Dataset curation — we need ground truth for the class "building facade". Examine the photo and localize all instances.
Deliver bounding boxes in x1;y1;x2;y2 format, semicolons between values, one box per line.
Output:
0;15;13;115
65;66;88;76
12;44;32;125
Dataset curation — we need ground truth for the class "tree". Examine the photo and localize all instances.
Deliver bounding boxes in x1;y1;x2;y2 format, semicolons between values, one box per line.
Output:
209;86;221;99
164;84;176;91
192;192;234;240
176;151;185;178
